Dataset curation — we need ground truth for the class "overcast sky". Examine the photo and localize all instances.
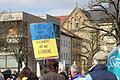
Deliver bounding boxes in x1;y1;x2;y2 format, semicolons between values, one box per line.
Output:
0;0;90;16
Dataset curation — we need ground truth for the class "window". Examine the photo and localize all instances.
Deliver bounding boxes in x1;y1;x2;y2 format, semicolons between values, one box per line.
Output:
77;44;80;49
7;28;18;43
67;21;70;30
53;24;60;37
56;40;60;52
66;53;68;59
64;40;65;47
73;54;76;61
66;41;68;47
61;40;62;46
71;17;74;30
60;52;62;59
0;56;6;68
8;28;18;35
0;55;18;68
64;53;66;59
76;23;79;30
69;41;71;48
7;56;18;68
0;25;5;35
73;42;76;48
77;54;81;61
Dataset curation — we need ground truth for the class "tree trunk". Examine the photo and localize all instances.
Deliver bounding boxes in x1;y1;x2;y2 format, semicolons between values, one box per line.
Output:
18;62;21;74
17;57;22;74
116;29;120;46
87;55;93;67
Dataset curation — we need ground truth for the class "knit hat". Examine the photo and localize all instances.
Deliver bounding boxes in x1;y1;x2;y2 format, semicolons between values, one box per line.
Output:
93;51;107;60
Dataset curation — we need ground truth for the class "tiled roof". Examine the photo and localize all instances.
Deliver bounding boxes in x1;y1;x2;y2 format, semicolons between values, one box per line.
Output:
56;16;68;25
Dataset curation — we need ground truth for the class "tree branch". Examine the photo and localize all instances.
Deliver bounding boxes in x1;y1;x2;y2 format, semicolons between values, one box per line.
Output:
80;54;88;59
84;24;117;40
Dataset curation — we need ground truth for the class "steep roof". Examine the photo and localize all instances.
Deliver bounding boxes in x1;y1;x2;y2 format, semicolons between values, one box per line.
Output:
56;16;68;25
61;6;91;26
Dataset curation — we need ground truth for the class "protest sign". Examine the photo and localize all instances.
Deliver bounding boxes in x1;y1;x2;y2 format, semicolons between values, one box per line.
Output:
107;46;120;80
30;22;58;59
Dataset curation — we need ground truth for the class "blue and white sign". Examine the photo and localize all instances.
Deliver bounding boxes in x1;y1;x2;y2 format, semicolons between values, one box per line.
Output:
30;22;55;40
107;46;120;80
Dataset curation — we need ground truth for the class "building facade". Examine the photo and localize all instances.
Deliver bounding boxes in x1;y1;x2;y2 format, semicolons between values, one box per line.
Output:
61;31;71;66
58;6;98;72
71;35;82;71
89;10;116;53
0;12;47;72
60;27;83;72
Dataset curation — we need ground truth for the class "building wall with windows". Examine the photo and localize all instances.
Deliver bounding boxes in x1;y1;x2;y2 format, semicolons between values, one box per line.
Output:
0;12;47;72
60;6;98;71
61;32;71;65
60;31;83;72
42;14;61;58
0;53;18;71
71;36;82;71
62;7;93;40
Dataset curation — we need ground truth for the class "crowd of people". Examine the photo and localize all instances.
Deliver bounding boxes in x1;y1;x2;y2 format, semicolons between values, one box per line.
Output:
40;50;117;80
0;51;118;80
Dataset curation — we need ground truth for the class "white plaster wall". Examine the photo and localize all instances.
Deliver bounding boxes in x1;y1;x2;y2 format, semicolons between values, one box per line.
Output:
61;35;71;65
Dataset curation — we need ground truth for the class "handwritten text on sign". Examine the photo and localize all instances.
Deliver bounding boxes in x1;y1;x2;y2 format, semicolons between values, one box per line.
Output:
32;39;58;59
30;23;55;40
30;23;58;59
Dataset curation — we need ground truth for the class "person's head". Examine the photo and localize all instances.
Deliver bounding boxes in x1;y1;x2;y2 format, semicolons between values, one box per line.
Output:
70;64;79;78
47;60;59;72
93;51;107;65
20;67;32;78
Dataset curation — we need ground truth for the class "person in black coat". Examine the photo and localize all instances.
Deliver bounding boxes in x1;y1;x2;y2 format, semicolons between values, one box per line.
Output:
41;60;66;80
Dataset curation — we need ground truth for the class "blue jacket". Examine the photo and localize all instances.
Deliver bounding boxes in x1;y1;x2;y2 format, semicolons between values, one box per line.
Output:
72;73;81;80
89;64;117;80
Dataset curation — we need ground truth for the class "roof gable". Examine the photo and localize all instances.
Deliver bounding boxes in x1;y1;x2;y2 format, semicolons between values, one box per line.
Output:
62;7;89;26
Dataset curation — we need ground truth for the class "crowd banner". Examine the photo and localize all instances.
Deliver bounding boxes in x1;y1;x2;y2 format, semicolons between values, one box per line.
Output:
30;22;58;59
107;45;120;80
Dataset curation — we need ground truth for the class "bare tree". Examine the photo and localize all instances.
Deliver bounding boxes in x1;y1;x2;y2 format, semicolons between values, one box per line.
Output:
82;30;99;65
0;12;28;73
87;0;120;46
